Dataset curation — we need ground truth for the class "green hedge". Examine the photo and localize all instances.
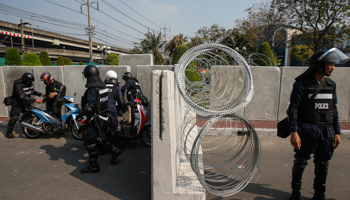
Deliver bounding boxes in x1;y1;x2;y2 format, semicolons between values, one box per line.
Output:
57;56;64;66
256;42;276;66
39;51;52;66
22;53;42;66
4;48;21;66
64;57;73;65
106;54;119;65
172;45;201;82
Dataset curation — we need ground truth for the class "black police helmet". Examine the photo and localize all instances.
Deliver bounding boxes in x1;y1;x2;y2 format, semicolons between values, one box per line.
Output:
22;72;34;83
83;65;99;78
122;72;132;80
309;50;327;71
108;77;119;85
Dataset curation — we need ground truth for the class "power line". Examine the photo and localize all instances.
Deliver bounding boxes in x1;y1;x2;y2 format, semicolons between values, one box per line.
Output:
100;0;155;32
118;0;162;29
43;0;142;40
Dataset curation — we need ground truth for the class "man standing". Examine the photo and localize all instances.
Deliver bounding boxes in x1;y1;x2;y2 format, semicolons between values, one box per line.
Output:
288;48;349;200
104;70;127;163
40;72;66;118
6;73;43;138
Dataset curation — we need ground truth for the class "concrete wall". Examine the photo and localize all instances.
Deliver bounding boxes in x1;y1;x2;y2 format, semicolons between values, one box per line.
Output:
151;70;205;200
1;64;349;123
119;54;153;78
0;65;130;114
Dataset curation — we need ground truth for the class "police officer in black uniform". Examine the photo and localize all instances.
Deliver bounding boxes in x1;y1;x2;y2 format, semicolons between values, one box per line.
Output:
288;48;349;200
76;65;110;173
121;72;147;106
6;73;44;138
40;72;66;119
104;70;127;162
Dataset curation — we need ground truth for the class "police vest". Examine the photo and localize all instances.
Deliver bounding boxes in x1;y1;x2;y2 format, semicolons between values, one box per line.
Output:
127;78;142;99
105;82;116;100
95;87;109;115
298;77;334;126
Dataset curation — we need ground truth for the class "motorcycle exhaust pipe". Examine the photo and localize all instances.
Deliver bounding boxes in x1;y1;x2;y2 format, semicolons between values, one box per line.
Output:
20;122;44;133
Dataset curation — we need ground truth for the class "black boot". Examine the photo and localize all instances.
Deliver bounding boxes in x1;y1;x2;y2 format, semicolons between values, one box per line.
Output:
110;145;122;165
289;158;308;200
5;130;14;138
6;116;18;139
81;161;100;174
312;159;329;200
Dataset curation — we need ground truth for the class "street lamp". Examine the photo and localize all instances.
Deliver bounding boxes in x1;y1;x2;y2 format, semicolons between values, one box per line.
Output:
97;45;110;65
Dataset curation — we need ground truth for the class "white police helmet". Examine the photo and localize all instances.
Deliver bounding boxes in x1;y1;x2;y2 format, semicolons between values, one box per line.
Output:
105;70;117;81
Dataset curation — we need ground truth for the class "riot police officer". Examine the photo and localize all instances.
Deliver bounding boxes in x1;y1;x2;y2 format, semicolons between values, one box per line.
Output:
6;72;44;138
77;65;110;173
104;70;127;162
288;48;349;200
40;72;66;118
121;72;147;106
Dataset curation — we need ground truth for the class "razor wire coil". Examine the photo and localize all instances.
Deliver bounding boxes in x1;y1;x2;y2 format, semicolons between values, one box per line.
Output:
176;43;261;197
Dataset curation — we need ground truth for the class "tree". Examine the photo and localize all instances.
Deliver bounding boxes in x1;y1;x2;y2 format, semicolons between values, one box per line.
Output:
172;45;201;82
79;61;84;65
137;31;166;65
39;51;52;66
106;54;119;65
64;57;73;65
56;56;64;66
274;0;350;52
234;1;288;54
4;48;21;66
194;24;229;44
290;44;314;66
165;34;188;58
22;53;42;66
255;42;276;66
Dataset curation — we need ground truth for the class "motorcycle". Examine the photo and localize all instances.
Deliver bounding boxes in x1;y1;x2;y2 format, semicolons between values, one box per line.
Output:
118;97;151;146
18;95;85;139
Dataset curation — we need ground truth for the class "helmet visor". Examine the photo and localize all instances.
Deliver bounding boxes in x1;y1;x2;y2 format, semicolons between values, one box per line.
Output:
317;48;350;64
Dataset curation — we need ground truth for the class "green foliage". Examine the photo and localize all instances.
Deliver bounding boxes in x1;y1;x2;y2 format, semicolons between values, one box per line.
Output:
290;45;314;66
106;54;119;65
56;56;64;66
63;57;73;65
137;31;166;64
165;34;188;58
154;53;165;65
274;0;350;51
39;51;52;66
79;61;85;65
4;48;21;66
256;42;276;66
172;45;201;82
171;45;188;65
21;53;42;66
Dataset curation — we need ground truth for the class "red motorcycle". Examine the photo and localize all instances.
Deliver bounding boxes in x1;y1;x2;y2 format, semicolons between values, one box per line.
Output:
119;97;151;146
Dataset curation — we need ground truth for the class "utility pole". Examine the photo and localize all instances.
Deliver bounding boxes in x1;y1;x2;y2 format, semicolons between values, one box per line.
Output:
20;19;24;55
87;0;93;62
81;0;98;63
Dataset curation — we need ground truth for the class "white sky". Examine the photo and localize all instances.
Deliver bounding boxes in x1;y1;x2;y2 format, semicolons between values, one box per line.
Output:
0;0;264;50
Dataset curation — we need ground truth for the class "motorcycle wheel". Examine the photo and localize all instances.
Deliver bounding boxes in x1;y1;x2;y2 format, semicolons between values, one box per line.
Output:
70;119;83;140
22;117;42;139
141;125;151;146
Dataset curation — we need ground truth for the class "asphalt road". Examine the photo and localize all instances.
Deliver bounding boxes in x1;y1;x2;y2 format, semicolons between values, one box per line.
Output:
0;125;151;200
1;124;349;200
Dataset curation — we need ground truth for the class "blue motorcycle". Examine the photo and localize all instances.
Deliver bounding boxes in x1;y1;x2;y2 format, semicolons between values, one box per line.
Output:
18;95;85;140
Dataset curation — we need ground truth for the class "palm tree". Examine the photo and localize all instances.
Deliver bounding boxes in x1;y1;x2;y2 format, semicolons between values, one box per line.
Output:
139;31;166;65
165;34;188;58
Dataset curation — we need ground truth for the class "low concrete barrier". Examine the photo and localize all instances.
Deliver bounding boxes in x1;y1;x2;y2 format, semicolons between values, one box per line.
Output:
151;70;205;200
